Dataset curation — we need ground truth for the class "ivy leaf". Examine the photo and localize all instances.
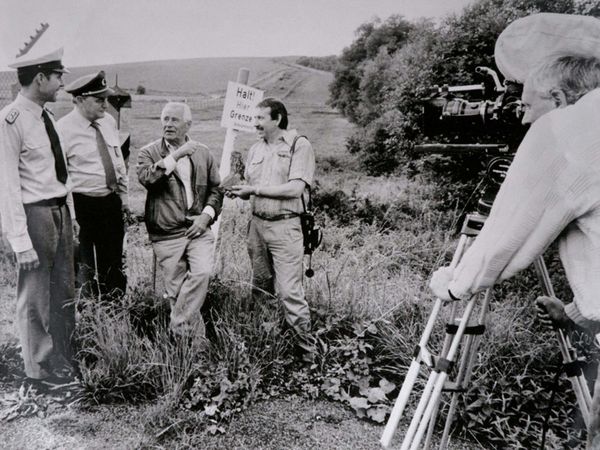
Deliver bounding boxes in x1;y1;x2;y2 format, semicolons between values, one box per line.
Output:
367;406;388;423
349;396;370;411
367;387;387;403
379;378;396;394
207;424;225;435
204;404;218;416
357;377;371;395
321;377;341;395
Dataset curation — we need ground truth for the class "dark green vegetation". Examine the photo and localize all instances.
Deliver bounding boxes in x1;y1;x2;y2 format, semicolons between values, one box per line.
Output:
331;0;600;178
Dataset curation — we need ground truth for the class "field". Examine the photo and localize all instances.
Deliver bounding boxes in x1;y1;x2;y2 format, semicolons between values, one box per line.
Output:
0;57;418;449
0;57;588;449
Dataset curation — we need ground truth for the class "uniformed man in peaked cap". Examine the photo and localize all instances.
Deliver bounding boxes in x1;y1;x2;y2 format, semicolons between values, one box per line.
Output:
58;71;129;300
0;47;77;390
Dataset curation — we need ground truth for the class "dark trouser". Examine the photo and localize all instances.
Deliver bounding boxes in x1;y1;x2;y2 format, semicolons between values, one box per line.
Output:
73;192;126;299
19;201;75;379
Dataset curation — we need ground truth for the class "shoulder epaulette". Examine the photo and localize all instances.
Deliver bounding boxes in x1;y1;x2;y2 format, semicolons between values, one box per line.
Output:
5;109;19;124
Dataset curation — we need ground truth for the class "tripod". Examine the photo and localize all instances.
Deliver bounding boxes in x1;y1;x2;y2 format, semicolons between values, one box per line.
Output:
380;217;593;449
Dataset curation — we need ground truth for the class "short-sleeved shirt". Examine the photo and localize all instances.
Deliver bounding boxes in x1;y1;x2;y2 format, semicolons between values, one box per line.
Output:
0;93;70;252
244;129;315;217
57;109;128;203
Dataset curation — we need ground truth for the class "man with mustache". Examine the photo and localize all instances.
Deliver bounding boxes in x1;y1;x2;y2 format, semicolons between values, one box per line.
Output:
58;71;129;299
228;97;316;361
137;102;222;341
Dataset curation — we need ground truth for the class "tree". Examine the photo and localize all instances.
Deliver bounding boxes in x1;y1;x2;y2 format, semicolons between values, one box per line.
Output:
328;15;413;123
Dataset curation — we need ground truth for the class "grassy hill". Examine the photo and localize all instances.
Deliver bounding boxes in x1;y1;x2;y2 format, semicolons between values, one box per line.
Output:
0;55;324;108
59;56;300;96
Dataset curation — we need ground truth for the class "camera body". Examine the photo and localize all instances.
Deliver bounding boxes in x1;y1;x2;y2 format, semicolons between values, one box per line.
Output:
417;67;526;216
421;67;526;140
300;212;322;255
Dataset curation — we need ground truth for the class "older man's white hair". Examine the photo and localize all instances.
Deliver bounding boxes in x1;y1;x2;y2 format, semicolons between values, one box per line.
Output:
161;101;192;123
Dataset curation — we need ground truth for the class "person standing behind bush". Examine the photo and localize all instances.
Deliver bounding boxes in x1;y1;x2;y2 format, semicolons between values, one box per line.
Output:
227;97;316;361
58;71;129;300
137;102;222;342
429;14;600;449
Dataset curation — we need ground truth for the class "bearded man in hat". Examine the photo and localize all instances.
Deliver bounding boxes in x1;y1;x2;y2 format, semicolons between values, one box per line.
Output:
57;71;129;299
429;13;600;448
0;47;77;388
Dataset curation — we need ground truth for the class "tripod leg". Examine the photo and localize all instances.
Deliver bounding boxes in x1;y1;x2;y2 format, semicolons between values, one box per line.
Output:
423;302;463;449
381;307;440;448
439;288;493;448
533;257;592;425
409;297;478;450
381;235;472;448
400;305;458;450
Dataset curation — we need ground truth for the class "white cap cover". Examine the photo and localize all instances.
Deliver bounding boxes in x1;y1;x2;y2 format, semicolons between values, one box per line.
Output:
495;13;600;83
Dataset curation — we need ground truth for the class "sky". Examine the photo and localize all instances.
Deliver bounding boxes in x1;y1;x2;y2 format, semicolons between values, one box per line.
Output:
0;0;474;70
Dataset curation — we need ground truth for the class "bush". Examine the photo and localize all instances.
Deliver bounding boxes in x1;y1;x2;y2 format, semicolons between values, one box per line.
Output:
136;84;146;95
296;56;338;72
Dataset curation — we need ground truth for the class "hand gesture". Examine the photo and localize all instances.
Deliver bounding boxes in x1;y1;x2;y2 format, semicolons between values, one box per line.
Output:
16;248;40;271
228;185;255;200
185;213;211;239
173;142;198;160
122;204;132;225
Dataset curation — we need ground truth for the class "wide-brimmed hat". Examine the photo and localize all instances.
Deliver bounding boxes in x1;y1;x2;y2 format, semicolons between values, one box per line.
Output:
495;13;600;83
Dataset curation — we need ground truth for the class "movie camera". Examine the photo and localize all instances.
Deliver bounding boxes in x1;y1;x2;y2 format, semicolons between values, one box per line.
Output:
417;67;528;216
421;66;524;133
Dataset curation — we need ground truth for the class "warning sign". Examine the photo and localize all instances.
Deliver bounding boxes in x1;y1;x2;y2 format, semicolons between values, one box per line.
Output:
220;81;264;132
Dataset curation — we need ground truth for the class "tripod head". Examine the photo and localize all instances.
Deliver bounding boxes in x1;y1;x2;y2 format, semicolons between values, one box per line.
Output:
414;143;514;219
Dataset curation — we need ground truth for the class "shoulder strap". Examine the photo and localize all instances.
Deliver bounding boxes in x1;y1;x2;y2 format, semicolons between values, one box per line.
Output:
289;135;311;212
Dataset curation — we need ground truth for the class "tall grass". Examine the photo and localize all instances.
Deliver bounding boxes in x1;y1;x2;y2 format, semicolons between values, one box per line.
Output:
1;155;593;448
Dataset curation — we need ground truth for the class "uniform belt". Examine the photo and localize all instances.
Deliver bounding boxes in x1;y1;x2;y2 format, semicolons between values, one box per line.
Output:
25;196;67;207
252;212;299;221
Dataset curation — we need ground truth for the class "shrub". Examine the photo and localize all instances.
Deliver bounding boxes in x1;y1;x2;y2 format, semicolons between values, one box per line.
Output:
136;84;146;95
296;56;338;72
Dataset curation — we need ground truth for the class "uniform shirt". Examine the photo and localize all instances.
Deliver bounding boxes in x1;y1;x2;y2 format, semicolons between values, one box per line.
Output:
244;129;315;217
0;93;70;253
449;88;600;326
57;109;128;205
160;138;215;219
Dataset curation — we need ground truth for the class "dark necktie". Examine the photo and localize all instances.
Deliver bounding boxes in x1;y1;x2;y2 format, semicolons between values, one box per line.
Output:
41;109;68;184
90;122;118;191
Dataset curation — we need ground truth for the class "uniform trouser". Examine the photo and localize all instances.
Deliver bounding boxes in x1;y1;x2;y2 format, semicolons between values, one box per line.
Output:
19;202;75;379
152;230;214;337
247;216;311;336
73;192;126;298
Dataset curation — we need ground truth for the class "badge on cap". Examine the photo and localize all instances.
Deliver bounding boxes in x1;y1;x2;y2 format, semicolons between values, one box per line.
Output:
65;71;114;97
